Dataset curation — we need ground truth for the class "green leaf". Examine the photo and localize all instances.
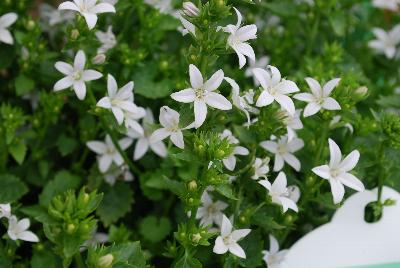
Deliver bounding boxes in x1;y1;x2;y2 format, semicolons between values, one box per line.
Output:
173;253;202;268
262;1;296;17
39;170;81;206
96;182;134;226
112;242;148;267
214;184;238;200
145;175;185;196
15;75;35;96
139;216;171;243
329;12;346;36
56;134;78;156
0;44;15;69
0;174;28;203
20;205;56;224
9;142;27;164
239;229;263;268
31;248;60;268
252;211;285;231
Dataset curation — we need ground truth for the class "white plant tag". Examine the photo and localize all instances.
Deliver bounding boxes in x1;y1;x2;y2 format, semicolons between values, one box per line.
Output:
282;187;400;268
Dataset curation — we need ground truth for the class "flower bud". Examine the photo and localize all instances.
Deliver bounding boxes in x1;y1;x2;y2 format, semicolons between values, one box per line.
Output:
66;223;76;234
183;2;199;17
191;233;202;244
92;54;106;65
70;29;79;40
354;86;368;100
98;254;114;268
187;180;197;191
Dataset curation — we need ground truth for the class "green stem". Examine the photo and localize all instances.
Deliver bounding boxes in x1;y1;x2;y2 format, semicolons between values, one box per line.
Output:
74;252;85;268
377;142;386;204
86;88;141;176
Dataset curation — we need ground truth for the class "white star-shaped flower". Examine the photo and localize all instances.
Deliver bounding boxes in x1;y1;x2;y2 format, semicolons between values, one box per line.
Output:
97;74;138;125
262;235;288;268
178;14;196;36
225;77;258;125
128;109;167;160
294;77;341;117
258;172;299;213
86;135;132;173
54;50;103;100
245;56;270;86
252;157;270;180
286;185;301;203
58;0;116;30
368;25;400;59
196;191;228;227
219;129;249;171
213;215;251;259
277;109;303;141
372;0;400;11
171;64;232;128
7;216;39;242
221;7;257;69
312;138;364;204
260;135;304;172
150;106;194;149
0;13;18;45
124;107;147;136
96;26;116;54
39;4;74;27
0;203;11;219
103;164;133;185
253;65;299;115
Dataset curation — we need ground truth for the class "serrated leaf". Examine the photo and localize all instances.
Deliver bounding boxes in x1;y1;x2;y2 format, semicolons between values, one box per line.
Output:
39;170;81;206
214;184;238;200
0;174;28;203
96;182;134;226
139;216;171;243
9;142;27;164
173;253;202;268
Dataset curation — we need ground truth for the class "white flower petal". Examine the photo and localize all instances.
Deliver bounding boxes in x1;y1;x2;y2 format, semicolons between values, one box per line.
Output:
74;50;86;70
228;242;246;259
55;62;73;75
150;128;170;143
194;100;208;128
259;141;278;153
87;141;107;154
90;3;116;13
99;155;112;172
339;150;360;171
282;153;301;171
256;90;274;107
189;64;203;89
223;156;236;171
150;141;168;158
305;77;322;97
17;231;39;242
323;78;341;96
329;178;345;204
134;138;149;160
58;1;80;11
273;154;284;171
170;131;184;149
303;102;321;117
73;80;87;100
54;77;74;91
275;95;295;115
82;70;102;81
328;139;342;168
322;97;341;110
204;69;224;92
312;165;331;180
205;92;232;110
83;13;98;30
220;215;232;237
213;236;228;254
338;173;365;192
171;88;196;103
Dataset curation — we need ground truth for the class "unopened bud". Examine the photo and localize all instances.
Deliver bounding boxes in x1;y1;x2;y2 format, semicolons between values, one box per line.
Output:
92;54;106;65
70;29;79;40
191;233;201;243
66;223;76;234
183;2;199;17
187;180;197;191
355;86;368;99
98;254;114;268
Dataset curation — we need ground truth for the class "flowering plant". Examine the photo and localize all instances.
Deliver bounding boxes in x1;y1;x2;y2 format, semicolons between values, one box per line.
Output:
1;0;400;267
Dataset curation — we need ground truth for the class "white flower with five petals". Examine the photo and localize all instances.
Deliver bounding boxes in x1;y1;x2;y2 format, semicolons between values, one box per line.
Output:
277;109;303;141
7;216;39;242
171;64;232;128
225;77;258;125
97;74;137;125
127;109;167;160
54;50;103;100
294;77;341;117
260;135;304;172
221;8;257;69
219;130;249;171
0;13;18;45
312;139;364;204
258;172;299;213
86;135;132;173
252;157;270;180
58;0;116;30
368;25;400;59
213;215;251;259
196;191;228;227
262;235;288;268
96;26;116;54
0;204;11;219
245;56;270;86
150;106;194;149
253;66;299;115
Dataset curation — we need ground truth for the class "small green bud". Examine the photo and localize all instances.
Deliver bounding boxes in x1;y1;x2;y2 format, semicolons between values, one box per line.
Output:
98;254;114;268
191;233;202;244
187;180;197;191
66;223;76;234
70;29;79;40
